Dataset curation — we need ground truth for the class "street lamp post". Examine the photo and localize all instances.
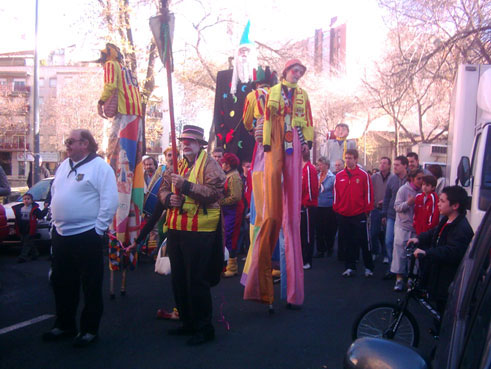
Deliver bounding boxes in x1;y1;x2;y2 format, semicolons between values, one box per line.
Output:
32;0;40;184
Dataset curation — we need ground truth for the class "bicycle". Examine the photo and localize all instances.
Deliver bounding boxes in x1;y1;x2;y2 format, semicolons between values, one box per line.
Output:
351;242;441;347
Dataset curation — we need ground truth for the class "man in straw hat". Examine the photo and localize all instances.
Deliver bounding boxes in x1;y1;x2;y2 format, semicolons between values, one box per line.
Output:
243;59;313;310
159;125;226;345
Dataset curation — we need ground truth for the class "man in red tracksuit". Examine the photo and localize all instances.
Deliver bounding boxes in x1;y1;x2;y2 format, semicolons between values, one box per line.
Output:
333;149;374;277
301;151;319;269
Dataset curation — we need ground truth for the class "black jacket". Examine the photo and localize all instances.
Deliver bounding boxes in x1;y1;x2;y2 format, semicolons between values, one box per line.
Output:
418;214;474;301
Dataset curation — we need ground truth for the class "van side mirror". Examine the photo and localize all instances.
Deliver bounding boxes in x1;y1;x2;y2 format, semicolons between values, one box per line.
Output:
344;338;428;369
457;156;471;187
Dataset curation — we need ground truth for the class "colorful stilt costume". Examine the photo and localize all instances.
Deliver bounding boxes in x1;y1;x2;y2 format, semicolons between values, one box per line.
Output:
240;79;271;285
98;44;144;295
243;60;313;307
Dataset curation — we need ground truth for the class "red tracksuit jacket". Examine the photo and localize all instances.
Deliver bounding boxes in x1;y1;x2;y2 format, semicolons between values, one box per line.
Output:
302;161;319;207
333;165;373;217
413;191;439;235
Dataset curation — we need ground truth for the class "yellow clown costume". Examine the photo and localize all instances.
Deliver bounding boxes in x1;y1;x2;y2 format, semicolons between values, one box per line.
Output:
243;60;313;307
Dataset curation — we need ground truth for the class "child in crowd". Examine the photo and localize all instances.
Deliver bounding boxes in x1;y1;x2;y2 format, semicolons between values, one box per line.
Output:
391;168;423;291
13;193;49;263
413;175;440;235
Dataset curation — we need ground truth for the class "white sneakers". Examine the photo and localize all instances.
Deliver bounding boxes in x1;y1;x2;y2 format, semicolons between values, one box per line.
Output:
303;263;312;270
393;279;404;291
364;268;374;277
342;268;355;277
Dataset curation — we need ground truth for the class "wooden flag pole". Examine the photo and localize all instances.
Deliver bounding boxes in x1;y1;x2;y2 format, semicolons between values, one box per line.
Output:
161;0;178;173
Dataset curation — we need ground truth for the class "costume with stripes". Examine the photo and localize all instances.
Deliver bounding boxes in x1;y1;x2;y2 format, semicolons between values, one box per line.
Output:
100;58;144;269
241;87;269;286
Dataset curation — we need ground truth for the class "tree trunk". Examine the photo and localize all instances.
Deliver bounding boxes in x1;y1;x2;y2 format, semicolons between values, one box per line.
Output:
394;118;399;157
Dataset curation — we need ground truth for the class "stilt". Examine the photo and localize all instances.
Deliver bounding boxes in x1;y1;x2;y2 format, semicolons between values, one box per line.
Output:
109;270;115;300
120;269;127;296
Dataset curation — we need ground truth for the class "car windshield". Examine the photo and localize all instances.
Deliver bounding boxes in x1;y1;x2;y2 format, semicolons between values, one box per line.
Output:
17;179;52;202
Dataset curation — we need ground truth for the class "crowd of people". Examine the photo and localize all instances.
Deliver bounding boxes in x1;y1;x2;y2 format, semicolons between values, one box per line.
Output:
19;56;473;348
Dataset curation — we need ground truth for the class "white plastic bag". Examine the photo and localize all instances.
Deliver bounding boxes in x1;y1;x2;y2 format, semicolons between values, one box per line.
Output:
155;240;171;275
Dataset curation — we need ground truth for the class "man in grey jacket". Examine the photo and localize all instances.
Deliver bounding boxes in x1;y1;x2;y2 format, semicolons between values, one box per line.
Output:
391;168;423;291
381;155;408;279
0;165;11;197
370;157;393;261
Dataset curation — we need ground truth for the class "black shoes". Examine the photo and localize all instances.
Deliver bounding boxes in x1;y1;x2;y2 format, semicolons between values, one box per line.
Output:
73;333;98;348
187;329;215;346
168;325;215;345
42;328;77;342
382;271;396;280
168;326;196;336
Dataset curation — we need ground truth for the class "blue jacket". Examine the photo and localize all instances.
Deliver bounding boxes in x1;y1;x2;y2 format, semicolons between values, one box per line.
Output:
318;170;335;207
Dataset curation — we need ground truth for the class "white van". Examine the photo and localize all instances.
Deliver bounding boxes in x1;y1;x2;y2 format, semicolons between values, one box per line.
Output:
447;64;491;231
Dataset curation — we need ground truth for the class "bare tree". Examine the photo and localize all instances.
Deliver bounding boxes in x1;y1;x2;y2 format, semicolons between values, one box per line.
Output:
95;0;161;152
41;74;104;154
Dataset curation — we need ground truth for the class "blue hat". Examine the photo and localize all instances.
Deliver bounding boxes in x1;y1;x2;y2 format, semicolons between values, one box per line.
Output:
239;21;253;47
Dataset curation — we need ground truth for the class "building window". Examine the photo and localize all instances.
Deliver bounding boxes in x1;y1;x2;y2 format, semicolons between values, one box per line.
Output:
0;78;7;86
18;161;26;176
49;78;57;88
39;78;45;87
13;79;26;92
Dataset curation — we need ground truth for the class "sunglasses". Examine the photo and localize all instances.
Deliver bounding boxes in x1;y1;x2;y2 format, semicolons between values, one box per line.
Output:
181;138;197;145
65;138;84;146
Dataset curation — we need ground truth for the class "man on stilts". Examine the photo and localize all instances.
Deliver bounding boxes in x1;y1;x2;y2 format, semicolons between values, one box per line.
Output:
97;43;144;295
240;66;277;285
243;59;313;311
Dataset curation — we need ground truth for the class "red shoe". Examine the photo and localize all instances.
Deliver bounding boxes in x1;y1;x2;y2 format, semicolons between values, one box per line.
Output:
156;308;180;320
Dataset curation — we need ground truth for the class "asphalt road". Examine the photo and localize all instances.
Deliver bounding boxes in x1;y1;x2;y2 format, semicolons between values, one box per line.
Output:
0;245;435;369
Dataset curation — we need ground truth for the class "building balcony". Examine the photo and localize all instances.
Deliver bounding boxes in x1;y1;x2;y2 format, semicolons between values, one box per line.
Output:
0;85;31;97
0;135;29;151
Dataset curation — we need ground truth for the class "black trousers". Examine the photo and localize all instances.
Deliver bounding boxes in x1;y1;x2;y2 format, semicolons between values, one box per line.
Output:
301;207;316;265
315;207;337;254
51;228;104;334
337;213;374;271
167;229;215;332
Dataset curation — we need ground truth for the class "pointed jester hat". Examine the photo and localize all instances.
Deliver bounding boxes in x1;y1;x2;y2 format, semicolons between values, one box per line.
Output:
231;21;258;94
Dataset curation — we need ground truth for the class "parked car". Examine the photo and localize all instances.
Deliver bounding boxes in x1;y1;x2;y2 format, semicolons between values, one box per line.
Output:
0;204;8;242
344;206;491;369
2;177;53;246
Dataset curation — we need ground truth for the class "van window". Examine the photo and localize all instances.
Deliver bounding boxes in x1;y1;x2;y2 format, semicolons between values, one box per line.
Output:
479;128;491;211
471;133;481;181
481;129;491;189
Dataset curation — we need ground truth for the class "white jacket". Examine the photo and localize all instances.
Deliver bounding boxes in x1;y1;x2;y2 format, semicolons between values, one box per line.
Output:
51;156;118;236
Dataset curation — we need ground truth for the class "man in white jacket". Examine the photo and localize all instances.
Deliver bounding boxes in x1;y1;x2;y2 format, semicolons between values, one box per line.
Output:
42;129;118;347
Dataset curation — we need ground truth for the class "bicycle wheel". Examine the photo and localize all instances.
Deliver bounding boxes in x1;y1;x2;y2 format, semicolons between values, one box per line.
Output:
352;302;420;347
